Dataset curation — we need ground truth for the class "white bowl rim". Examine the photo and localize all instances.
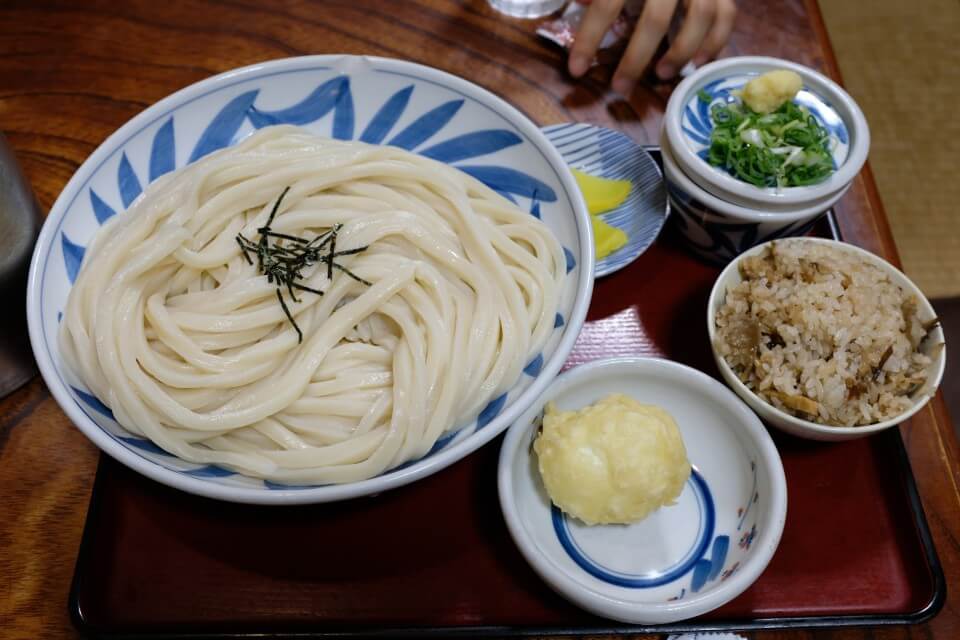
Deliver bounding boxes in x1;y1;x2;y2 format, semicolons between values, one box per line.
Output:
497;356;788;624
706;237;947;437
26;54;596;505
664;56;870;208
660;132;851;223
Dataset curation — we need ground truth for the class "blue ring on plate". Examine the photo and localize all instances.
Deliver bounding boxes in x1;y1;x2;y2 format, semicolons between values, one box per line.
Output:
551;468;715;588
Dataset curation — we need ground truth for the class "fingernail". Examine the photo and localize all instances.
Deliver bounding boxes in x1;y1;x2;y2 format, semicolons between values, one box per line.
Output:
656;61;675;80
612;76;633;97
569;54;589;77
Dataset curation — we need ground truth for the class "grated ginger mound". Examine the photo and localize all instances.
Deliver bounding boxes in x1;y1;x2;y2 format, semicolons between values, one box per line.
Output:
741;69;803;114
533;394;691;526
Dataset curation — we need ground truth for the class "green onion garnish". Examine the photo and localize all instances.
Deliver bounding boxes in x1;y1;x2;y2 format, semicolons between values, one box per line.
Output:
705;99;835;188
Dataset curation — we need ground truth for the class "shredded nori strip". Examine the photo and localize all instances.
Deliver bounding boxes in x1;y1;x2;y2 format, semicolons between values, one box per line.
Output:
275;288;301;343
236;188;369;343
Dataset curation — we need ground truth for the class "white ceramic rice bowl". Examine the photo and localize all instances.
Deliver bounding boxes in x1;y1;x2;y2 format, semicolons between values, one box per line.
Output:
707;238;945;441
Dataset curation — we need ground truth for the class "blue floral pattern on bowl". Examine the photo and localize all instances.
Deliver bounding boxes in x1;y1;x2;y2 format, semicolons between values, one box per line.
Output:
681;74;850;182
668;183;825;265
667;459;760;600
33;57;590;501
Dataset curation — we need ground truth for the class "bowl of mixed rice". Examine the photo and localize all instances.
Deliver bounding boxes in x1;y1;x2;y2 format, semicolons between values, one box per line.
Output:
707;238;945;441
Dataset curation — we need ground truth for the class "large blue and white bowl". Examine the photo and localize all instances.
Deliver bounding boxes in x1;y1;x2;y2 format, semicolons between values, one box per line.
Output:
26;56;594;504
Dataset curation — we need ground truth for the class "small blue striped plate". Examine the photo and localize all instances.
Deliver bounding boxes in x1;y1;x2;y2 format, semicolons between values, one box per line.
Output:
542;123;668;277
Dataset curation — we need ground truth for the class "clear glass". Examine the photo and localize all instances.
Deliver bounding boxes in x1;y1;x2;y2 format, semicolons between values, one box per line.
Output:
486;0;567;19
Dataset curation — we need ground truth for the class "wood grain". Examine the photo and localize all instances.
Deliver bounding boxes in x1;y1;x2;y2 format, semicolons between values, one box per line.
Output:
0;1;957;638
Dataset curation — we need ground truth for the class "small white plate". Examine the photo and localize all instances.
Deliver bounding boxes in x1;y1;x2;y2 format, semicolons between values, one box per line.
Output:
542;124;668;277
498;357;787;624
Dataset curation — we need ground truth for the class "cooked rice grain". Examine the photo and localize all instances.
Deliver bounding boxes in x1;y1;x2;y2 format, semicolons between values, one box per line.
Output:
715;239;938;427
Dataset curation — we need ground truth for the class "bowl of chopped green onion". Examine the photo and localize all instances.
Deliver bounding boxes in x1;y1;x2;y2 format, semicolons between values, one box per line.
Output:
660;130;851;264
664;56;869;211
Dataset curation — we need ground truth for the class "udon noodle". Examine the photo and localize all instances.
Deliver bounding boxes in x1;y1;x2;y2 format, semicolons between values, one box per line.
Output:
60;125;564;484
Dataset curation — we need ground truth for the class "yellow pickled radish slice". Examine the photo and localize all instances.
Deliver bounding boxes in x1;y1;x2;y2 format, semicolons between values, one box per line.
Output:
591;215;627;260
570;168;632;216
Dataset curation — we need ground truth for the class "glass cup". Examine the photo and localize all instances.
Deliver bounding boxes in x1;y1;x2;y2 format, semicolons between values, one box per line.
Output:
487;0;567;19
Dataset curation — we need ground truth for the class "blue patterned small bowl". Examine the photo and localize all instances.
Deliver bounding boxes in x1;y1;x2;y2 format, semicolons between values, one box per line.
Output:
26;56;594;504
665;56;869;210
662;132;849;265
498;357;787;624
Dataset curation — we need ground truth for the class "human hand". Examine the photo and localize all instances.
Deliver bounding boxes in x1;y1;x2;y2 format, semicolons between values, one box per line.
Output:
567;0;737;96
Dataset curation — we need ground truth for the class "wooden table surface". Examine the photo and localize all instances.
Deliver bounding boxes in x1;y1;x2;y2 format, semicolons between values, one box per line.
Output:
1;1;958;638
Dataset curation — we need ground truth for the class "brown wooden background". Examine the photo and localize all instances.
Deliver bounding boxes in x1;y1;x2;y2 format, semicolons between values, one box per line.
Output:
1;1;959;638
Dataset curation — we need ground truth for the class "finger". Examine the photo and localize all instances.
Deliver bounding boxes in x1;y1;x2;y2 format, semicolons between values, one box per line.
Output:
610;0;677;96
654;0;716;79
568;0;624;77
693;0;737;65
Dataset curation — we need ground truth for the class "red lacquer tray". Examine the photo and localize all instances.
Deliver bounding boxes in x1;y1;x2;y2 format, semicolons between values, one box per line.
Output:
69;156;944;638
